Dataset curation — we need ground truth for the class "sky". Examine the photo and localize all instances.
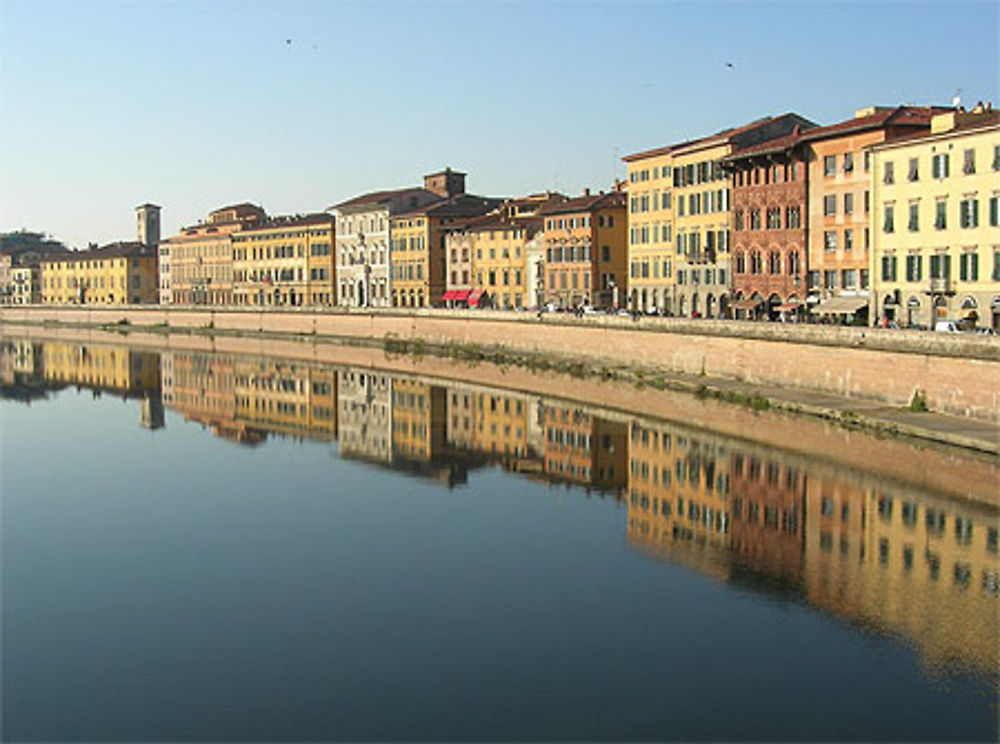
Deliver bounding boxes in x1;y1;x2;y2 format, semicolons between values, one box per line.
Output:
1;0;996;249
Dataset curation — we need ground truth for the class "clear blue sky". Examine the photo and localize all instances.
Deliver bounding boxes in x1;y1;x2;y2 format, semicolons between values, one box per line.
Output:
1;0;996;249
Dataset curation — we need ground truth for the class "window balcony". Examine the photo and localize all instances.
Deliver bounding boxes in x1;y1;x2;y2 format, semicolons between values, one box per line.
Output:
927;277;953;295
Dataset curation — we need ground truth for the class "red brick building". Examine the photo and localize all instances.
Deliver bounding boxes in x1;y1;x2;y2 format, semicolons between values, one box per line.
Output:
724;129;811;319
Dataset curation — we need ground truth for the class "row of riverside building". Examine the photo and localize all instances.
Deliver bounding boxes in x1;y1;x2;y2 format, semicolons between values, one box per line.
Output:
2;102;998;329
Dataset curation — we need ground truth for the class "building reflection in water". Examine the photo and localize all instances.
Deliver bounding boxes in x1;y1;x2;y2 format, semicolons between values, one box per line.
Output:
2;335;997;681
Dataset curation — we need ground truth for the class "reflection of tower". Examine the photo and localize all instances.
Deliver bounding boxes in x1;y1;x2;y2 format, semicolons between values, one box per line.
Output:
141;392;164;429
136;203;161;249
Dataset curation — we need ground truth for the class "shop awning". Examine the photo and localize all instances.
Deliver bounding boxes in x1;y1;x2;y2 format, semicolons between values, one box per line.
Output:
775;302;803;312
467;289;485;307
813;296;869;314
442;289;472;302
441;290;458;301
732;299;762;310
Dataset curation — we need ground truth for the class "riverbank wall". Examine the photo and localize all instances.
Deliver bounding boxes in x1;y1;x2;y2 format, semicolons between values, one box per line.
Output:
2;305;998;422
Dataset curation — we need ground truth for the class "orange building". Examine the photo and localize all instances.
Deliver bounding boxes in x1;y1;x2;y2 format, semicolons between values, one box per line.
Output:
801;106;944;319
540;190;627;309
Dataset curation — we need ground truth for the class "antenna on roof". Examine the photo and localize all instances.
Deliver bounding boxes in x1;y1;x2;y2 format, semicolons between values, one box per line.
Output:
952;89;963;108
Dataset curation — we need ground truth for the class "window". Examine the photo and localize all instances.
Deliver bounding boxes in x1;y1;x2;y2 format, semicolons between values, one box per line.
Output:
883;162;894;184
905;254;923;282
734;210;744;231
824;155;836;176
932;153;950;179
824;270;837;289
881;255;898;281
959;252;979;281
963;149;976;174
750;209;761;230
959;198;979;228
884;204;895;233
768;251;781;274
767;207;781;229
823;195;836;216
931;199;947;230
843;152;854;172
994;248;1000;281
989;195;999;227
844;192;854;215
908;157;919;181
841;269;857;288
864;150;871;172
908;202;919;232
824;230;837;251
844;229;854;251
929;253;951;279
994;145;1000;171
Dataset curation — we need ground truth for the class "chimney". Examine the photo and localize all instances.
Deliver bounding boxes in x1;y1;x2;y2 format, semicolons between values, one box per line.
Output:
583;187;591;197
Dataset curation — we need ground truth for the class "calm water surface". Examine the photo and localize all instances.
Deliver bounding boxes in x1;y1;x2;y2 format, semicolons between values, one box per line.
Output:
1;336;997;741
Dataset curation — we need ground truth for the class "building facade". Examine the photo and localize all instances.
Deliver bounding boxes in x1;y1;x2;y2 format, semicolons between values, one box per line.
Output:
725;131;811;319
331;169;464;308
622;147;676;313
540;190;627;309
802;106;943;321
161;203;266;305
0;231;69;304
10;266;40;304
40;242;158;305
232;213;335;306
391;194;499;308
669;114;814;319
869;106;1000;329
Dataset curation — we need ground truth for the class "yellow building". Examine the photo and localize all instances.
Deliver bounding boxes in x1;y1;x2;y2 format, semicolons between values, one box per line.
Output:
622;147;676;313
391;195;498;308
41;242;158;305
870;106;1000;329
41;342;161;396
162;203;266;305
232;214;335;307
466;217;539;310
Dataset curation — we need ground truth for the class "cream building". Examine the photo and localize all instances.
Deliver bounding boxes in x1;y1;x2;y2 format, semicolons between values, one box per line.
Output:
330;169;464;308
870;106;1000;329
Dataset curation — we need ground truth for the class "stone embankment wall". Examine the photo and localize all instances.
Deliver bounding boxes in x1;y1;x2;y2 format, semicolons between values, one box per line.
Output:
3;305;998;421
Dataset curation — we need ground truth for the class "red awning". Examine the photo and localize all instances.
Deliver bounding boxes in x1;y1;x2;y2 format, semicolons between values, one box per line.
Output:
452;289;471;301
441;290;458;301
467;289;485;307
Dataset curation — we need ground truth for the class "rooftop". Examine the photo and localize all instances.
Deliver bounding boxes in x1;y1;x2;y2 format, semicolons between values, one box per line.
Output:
41;241;154;263
539;190;626;215
798;105;949;143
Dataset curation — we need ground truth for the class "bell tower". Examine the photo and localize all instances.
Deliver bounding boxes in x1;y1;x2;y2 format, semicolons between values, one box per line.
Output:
136;203;161;248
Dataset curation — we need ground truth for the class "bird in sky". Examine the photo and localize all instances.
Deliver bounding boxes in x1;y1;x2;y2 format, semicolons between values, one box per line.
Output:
725;62;734;68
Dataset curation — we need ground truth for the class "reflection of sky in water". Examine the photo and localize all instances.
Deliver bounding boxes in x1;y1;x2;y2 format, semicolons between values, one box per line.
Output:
1;339;997;741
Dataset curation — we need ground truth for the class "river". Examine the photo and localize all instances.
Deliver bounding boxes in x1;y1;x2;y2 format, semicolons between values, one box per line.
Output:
1;334;996;741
